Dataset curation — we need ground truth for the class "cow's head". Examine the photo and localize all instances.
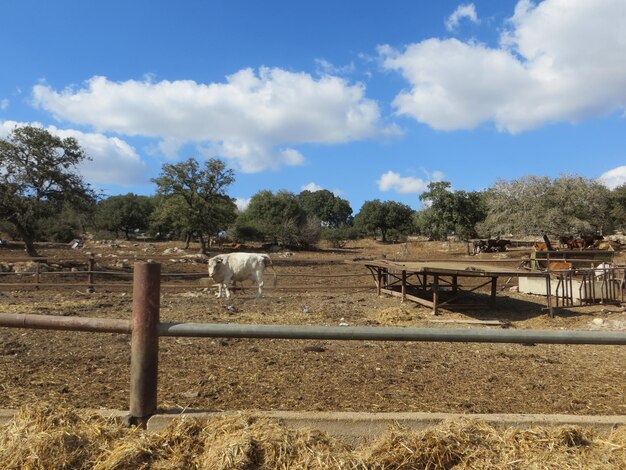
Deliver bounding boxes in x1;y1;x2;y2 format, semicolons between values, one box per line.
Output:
208;256;223;277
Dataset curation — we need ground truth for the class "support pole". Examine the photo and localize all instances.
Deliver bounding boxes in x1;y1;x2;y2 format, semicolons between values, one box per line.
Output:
35;261;40;290
87;253;95;292
129;262;161;423
432;274;439;315
545;275;553;318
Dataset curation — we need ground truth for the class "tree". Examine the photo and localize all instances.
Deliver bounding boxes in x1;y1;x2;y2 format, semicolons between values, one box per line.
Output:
0;126;96;256
95;193;154;239
320;225;360;248
354;199;414;242
297;189;353;227
416;182;486;240
480;175;611;237
235;190;320;246
609;184;626;231
151;158;237;253
41;203;91;243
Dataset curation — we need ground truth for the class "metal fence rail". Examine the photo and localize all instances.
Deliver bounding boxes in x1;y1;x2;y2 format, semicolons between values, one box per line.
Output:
157;322;626;345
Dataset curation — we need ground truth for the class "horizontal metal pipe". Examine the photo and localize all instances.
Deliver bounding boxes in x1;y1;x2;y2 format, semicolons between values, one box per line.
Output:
0;313;132;334
158;322;626;345
2;312;625;345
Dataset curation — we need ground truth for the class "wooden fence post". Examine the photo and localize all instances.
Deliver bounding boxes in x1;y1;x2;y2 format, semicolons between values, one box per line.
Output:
129;262;161;424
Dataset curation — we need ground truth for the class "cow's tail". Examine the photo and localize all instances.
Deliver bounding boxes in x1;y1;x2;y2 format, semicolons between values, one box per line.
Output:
264;255;278;287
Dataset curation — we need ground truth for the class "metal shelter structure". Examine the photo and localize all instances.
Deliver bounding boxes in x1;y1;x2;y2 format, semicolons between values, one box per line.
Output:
352;260;550;315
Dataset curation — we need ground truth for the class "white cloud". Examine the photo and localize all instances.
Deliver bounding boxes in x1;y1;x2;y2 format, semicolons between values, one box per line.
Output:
381;0;626;133
301;182;324;192
445;3;479;32
0;120;147;186
599;166;626;189
377;171;431;194
31;68;394;172
430;170;445;181
300;182;344;196
314;58;356;76
0;99;8;110
0;120;21;137
234;197;251;212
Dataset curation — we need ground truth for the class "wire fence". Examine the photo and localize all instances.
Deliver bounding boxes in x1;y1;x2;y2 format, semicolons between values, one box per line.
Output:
0;254;372;292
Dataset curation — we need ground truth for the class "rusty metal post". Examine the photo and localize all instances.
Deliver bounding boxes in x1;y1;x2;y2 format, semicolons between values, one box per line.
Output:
87;253;95;292
401;270;406;302
545;274;553;318
129;262;161;423
35;261;40;290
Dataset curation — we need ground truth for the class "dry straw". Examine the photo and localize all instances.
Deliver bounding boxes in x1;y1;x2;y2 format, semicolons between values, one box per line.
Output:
0;405;624;469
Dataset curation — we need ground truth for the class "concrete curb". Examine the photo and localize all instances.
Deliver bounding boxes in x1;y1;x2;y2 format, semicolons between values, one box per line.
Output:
147;411;626;443
2;409;625;443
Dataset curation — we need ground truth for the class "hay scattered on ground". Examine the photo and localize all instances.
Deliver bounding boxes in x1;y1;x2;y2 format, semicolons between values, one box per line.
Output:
1;405;625;469
372;306;418;326
360;419;626;469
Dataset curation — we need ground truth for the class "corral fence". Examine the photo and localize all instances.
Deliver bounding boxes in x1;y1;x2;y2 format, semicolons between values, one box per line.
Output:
1;262;626;424
0;254;371;292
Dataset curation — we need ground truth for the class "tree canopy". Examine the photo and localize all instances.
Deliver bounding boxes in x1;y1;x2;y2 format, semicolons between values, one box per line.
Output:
235;190;320;246
479;175;611;236
151;158;236;252
416;182;486;240
297;189;353;227
609;184;626;232
354;199;414;242
95;193;154;239
0;126;96;256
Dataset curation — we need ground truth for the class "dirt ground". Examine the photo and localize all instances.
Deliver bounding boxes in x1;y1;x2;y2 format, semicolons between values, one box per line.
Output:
0;239;625;416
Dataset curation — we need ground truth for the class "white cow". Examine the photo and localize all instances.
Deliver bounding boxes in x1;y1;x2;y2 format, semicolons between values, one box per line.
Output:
208;252;276;299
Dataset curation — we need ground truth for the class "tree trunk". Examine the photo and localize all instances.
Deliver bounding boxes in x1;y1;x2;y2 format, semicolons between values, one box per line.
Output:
198;233;207;254
15;224;39;257
24;237;39;257
183;232;191;249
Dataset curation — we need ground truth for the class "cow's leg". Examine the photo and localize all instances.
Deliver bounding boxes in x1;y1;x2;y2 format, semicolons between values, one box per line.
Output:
223;275;233;299
254;272;265;298
216;283;227;298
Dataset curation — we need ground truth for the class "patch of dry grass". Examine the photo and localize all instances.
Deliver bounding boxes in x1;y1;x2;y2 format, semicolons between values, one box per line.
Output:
361;419;626;469
1;405;624;469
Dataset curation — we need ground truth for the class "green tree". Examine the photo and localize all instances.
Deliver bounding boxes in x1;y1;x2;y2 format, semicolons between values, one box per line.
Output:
95;193;154;239
297;189;353;227
236;190;320;246
0;126;96;256
151;158;237;253
417;182;486;240
41;203;91;243
354;199;414;242
320;225;361;248
609;184;626;231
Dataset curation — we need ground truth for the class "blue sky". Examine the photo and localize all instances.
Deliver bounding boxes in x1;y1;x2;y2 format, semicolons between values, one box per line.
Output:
1;0;625;213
